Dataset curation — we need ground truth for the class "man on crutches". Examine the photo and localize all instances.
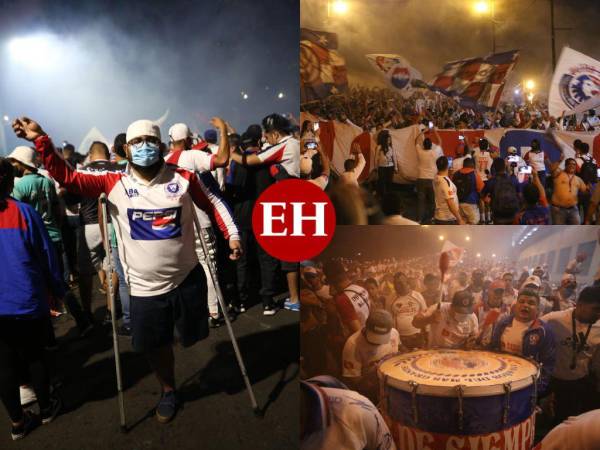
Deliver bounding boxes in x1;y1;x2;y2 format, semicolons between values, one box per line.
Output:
12;116;242;424
98;193;126;431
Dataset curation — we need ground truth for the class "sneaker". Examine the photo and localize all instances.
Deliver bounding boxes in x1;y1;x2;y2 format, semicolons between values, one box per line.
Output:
284;301;300;312
209;315;223;328
238;304;246;313
40;395;62;425
117;325;132;337
10;411;38;440
156;391;179;424
263;306;279;316
20;386;37;406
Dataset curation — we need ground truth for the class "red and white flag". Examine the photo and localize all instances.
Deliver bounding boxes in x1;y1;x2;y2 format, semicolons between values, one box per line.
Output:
439;240;465;279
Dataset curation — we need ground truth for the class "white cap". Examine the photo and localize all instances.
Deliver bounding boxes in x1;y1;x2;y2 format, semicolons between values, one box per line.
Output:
507;146;517;154
168;123;191;142
523;275;541;288
126;120;161;143
8;146;37;169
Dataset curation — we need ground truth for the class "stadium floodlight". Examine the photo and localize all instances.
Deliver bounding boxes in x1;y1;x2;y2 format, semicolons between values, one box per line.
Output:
277;92;284;99
525;79;535;90
473;1;491;15
331;0;348;15
2;115;8;122
7;34;61;67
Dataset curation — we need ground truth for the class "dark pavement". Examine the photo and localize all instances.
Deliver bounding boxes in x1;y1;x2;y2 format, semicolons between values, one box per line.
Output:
1;287;299;450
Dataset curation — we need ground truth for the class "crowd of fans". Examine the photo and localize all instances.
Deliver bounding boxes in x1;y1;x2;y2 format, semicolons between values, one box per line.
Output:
300;87;600;226
300;250;600;449
301;86;600;133
0;112;300;440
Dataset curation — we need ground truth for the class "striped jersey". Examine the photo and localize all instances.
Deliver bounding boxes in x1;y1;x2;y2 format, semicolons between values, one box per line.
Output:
35;135;238;297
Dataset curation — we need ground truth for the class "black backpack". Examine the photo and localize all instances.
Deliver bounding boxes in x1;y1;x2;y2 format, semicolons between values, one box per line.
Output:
453;171;473;202
579;158;598;185
492;175;520;217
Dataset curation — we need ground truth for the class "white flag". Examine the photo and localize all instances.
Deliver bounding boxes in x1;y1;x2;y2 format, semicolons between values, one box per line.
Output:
366;54;423;98
549;47;600;118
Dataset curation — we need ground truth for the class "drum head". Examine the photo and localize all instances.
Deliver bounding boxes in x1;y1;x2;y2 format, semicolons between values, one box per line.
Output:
378;350;538;397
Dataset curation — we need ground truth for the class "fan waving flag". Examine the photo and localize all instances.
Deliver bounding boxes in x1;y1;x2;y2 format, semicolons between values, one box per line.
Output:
430;50;519;111
300;28;348;103
366;54;425;98
439;240;465;280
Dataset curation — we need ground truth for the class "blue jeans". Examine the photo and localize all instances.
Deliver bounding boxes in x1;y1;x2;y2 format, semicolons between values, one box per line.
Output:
551;205;580;225
112;246;130;326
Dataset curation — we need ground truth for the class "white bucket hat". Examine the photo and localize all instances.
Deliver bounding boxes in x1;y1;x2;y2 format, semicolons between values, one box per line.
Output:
8;146;37;169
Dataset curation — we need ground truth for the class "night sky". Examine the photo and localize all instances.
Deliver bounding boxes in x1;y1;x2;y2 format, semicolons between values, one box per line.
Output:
301;0;600;95
0;0;299;153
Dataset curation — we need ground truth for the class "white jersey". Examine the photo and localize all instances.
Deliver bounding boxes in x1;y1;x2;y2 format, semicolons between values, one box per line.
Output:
336;285;371;332
36;136;238;297
541;308;600;380
207;143;225;190
165;148;216;228
302;385;397;450
474;148;493;180
525;150;546;172
386;291;427;336
342;328;400;378
257;135;300;178
534;409;600;450
428;303;479;349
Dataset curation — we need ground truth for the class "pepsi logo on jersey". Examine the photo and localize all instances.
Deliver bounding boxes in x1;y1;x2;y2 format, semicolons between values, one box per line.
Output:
127;207;182;240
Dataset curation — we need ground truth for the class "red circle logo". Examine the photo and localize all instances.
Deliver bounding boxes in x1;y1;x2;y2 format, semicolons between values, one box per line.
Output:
252;179;336;262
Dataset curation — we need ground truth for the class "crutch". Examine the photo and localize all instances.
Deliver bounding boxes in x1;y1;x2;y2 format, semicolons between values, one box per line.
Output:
99;193;127;432
190;205;260;416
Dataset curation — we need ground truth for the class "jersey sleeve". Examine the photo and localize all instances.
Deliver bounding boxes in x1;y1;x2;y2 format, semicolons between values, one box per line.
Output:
342;336;362;378
336;293;358;325
35;135;121;198
183;169;239;240
185;151;214;173
257;142;286;164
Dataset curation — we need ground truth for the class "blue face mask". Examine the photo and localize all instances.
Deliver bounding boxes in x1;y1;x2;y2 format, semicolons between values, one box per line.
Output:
130;141;160;167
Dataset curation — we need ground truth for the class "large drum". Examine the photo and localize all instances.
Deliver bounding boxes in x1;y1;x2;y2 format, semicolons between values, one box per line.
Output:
378;350;539;450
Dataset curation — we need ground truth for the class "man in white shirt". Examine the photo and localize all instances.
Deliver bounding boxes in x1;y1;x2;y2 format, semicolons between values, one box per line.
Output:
340;145;367;186
416;129;444;224
542;286;600;423
413;290;479;349
13;116;241;424
502;272;519;307
385;272;427;349
342;309;400;401
301;376;396;450
433;156;464;224
165;120;230;327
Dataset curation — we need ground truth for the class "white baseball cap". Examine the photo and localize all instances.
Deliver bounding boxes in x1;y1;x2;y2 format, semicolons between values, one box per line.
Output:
523;275;541;288
168;123;191;142
126;120;161;143
8;146;37;169
507;146;518;154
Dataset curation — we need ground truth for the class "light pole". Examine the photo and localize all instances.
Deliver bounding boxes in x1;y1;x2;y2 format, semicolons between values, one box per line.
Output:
473;0;496;53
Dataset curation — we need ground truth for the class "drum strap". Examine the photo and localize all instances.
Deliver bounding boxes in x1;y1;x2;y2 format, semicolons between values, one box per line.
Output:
408;381;419;424
571;310;593;370
455;385;465;432
502;383;512;425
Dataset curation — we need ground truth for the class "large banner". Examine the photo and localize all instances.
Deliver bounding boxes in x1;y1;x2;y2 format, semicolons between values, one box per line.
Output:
366;54;425;98
430;50;519;111
302;114;600;182
549;47;600;118
300;28;349;103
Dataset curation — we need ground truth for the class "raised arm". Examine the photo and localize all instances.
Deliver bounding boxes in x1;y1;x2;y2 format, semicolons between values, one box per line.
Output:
210;117;230;168
12;117;117;197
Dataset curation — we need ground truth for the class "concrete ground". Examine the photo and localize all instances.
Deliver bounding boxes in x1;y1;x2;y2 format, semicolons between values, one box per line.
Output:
1;286;299;450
